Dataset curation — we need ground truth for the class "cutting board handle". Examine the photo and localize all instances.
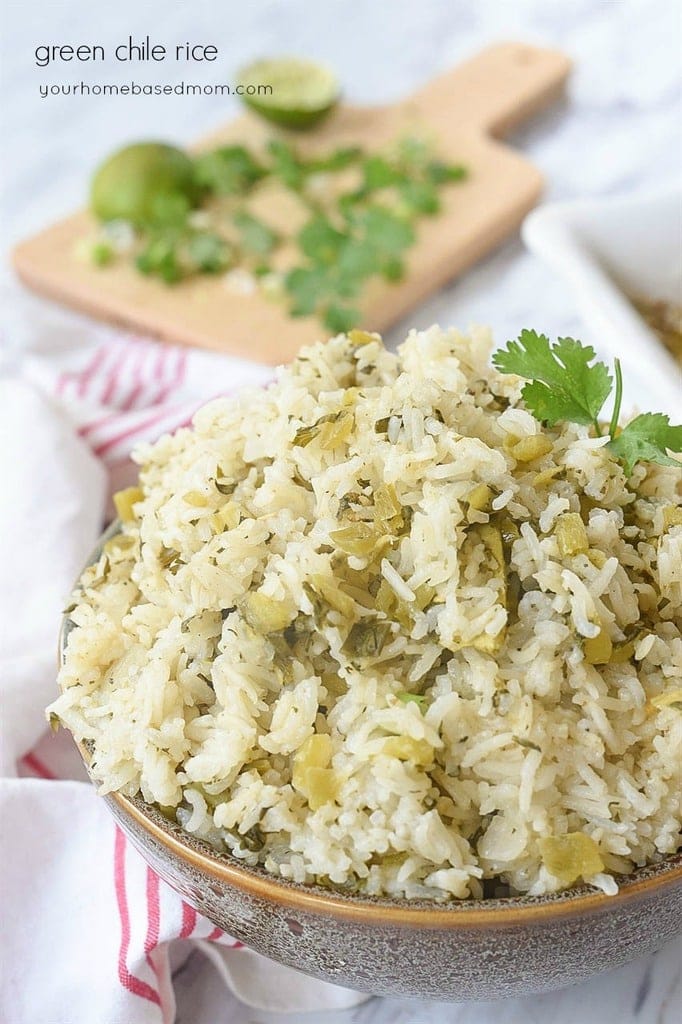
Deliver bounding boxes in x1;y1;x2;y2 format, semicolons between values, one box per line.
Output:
406;42;571;138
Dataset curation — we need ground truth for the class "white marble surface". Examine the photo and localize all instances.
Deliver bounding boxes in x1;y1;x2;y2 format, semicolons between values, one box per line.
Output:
2;0;681;1021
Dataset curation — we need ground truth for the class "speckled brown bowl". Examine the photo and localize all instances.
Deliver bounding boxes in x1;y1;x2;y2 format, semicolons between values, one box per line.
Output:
60;526;682;1001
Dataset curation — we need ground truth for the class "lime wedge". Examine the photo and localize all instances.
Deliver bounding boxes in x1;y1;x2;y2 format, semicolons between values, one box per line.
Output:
237;57;340;130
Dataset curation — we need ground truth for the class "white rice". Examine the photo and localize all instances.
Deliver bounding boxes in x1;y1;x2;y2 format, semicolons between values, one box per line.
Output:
49;326;682;900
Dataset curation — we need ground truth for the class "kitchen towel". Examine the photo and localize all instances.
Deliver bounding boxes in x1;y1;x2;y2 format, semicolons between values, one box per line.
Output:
0;307;367;1024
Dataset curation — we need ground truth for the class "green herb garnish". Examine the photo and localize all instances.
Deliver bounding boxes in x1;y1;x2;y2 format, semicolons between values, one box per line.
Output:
425;160;467;185
187;231;232;273
267;139;306;190
90;241;114;267
232;211;278;256
610;413;682;476
136;231;184;284
298;216;346;264
306;146;362;173
284;266;330;317
284;205;416;328
398;179;440;215
397;692;428;710
193;145;266;195
324;304;361;333
361;155;405;191
90;132;467;327
493;330;682;475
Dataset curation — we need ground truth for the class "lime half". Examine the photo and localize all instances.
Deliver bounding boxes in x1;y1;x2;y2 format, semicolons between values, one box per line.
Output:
237;57;340;130
91;143;199;226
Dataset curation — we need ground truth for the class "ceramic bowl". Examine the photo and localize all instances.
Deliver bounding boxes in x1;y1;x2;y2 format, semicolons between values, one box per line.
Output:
60;527;682;1001
522;186;682;418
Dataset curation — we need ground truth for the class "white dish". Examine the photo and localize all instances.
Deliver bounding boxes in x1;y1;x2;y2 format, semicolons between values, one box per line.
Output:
522;188;681;418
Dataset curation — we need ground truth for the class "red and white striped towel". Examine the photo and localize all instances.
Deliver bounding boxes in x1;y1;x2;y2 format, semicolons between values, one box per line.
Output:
0;327;365;1023
24;326;272;490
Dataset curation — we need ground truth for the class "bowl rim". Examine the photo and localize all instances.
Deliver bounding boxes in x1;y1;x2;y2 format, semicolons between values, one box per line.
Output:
62;522;682;928
109;783;682;927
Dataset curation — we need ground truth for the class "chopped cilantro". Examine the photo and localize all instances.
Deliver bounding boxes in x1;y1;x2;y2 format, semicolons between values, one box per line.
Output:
285;266;331;317
426;160;467;184
324;303;361;333
362;155;405;191
193;145;266;194
136;231;183;283
355;205;415;253
90;241;114;267
91;130;468;328
298;216;347;264
233;211;278;256
397;692;428;710
335;238;378;286
187;231;231;273
267;139;305;190
381;256;404;282
306;147;362;173
399;180;440;215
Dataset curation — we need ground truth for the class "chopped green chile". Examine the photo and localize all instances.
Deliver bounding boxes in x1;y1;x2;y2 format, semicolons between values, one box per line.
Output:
345;621;393;659
242;592;295;633
113;486;143;522
583;628;613;665
555;513;589;557
539;832;604;885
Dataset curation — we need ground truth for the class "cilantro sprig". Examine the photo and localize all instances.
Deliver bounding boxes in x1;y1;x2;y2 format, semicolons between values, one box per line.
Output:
493;330;682;476
90;132;466;331
286;205;416;331
609;413;682;476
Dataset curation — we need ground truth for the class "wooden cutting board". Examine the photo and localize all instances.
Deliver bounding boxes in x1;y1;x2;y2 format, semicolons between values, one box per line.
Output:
12;43;570;364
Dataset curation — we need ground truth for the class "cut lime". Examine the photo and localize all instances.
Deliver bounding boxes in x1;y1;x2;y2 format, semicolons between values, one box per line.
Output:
237;58;340;130
91;143;200;226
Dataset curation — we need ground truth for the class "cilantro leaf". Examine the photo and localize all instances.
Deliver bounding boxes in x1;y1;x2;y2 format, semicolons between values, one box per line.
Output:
396;136;431;169
426;160;467;184
193;146;265;195
492;330;612;430
298;217;346;265
90;241;114;267
399;180;440;215
262;138;465;328
335;239;377;290
493;331;682;475
305;146;362;173
381;256;404;281
267;139;305;190
324;304;360;333
232;211;278;256
356;206;415;254
609;413;682;476
187;231;231;273
136;232;184;284
397;692;427;709
284;266;330;316
362;155;405;191
337;191;367;220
